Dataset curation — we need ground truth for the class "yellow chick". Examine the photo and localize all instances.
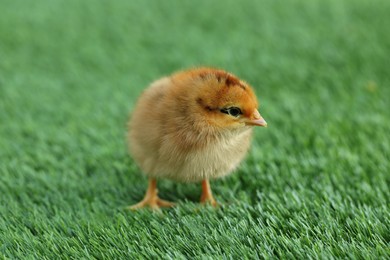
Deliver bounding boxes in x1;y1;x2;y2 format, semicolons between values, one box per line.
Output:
127;68;267;209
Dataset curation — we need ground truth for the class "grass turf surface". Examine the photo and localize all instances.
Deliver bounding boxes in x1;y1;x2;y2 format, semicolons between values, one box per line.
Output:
1;0;389;258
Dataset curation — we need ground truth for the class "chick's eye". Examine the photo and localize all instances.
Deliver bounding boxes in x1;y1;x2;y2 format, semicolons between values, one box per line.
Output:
220;107;242;117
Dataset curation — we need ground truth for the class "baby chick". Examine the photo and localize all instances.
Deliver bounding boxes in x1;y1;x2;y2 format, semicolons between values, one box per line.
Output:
128;68;267;209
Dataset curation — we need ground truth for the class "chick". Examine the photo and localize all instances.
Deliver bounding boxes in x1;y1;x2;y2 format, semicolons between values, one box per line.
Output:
127;68;267;209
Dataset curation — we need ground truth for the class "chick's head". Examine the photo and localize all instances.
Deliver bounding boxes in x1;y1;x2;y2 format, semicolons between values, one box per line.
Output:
174;68;267;130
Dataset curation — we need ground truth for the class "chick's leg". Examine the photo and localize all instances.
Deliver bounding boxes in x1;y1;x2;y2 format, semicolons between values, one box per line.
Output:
128;178;175;210
200;179;217;207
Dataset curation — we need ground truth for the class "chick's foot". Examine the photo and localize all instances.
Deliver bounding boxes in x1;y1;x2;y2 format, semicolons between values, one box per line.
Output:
128;179;175;210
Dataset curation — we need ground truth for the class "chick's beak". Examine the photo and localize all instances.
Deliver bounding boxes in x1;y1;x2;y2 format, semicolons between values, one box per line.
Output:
245;109;267;127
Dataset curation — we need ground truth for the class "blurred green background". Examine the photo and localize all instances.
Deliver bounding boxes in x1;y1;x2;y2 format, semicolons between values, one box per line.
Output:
0;0;389;258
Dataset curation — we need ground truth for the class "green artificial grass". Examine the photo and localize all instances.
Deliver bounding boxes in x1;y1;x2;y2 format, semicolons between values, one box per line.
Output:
1;0;389;258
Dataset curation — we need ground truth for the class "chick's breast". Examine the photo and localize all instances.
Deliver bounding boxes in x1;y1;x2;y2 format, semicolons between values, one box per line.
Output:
129;70;254;182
